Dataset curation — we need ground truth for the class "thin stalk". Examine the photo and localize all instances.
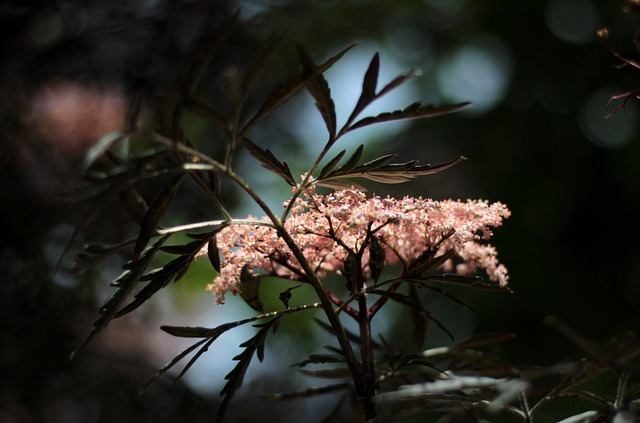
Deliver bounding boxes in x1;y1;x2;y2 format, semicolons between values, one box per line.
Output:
357;281;377;421
152;134;367;415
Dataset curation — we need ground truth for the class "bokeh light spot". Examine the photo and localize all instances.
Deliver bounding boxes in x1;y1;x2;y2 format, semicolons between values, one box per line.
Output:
436;34;513;115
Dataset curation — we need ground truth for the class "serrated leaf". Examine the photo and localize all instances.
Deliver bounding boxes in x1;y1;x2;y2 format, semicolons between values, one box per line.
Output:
132;173;185;261
345;53;380;127
69;238;136;273
239;265;264;313
314;178;367;191
333;144;364;175
317;152;466;188
298;45;337;137
349;102;471;131
116;255;191;317
143;337;211;390
218;318;282;422
376;69;420;99
160;239;206;255
117;227;226;317
71;235;169;358
240;44;355;137
242;137;296;186
318;149;346;180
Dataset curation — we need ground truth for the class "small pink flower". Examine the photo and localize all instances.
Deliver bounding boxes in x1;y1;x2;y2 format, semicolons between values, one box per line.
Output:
204;187;510;304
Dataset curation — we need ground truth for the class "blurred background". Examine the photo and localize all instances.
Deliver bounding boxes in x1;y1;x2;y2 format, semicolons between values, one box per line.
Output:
1;0;639;422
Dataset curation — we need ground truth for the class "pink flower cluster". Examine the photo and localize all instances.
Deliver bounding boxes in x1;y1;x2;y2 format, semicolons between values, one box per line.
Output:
205;188;510;304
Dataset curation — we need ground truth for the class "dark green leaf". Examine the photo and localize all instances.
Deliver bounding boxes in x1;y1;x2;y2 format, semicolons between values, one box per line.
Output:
71;235;169;358
132;173;185;261
242;137;296;186
349;102;471;131
298;45;337;137
218;318;282;422
239;265;264;313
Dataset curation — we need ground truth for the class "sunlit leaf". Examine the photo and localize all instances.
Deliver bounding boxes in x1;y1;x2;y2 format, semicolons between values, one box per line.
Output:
349;102;471;131
318;149;346;180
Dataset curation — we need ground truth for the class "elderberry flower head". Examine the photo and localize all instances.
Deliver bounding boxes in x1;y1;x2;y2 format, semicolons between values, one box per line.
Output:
204;186;510;304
